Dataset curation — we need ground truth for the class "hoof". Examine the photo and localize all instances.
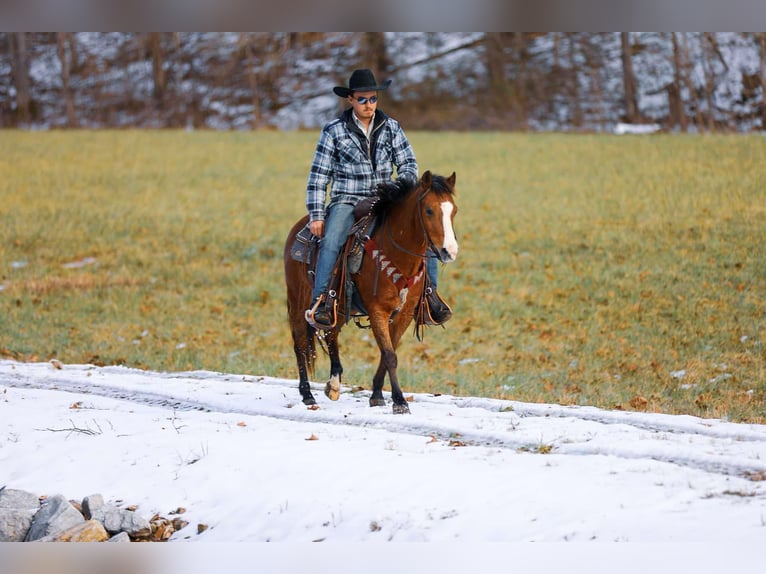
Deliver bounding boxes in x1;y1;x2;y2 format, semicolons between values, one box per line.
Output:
324;376;341;401
392;402;410;415
369;397;386;408
302;394;317;406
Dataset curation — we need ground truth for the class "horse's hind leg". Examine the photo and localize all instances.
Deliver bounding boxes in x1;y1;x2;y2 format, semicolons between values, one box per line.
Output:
369;359;387;407
293;323;317;406
324;329;343;401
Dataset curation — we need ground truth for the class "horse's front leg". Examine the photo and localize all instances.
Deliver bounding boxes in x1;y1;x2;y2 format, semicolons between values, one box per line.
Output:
324;328;343;401
368;313;409;414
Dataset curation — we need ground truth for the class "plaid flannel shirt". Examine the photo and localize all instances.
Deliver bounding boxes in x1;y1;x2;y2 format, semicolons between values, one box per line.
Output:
306;109;418;222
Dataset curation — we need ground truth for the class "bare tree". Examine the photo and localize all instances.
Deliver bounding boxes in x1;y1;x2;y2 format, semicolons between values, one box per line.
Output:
360;33;390;76
56;32;78;127
702;33;717;131
620;32;640;123
9;32;31;124
759;33;766;130
148;33;167;105
484;33;508;127
669;33;688;132
567;34;583;128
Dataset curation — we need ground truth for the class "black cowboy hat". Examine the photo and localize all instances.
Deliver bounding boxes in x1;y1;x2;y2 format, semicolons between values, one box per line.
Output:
333;69;392;97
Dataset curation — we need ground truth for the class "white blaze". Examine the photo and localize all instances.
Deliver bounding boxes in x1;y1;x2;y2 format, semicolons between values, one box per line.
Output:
440;201;459;261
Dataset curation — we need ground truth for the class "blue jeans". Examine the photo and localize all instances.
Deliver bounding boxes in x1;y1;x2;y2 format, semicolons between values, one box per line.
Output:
311;202;441;301
312;203;356;301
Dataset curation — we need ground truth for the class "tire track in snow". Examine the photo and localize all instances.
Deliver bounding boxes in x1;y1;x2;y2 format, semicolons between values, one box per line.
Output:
3;361;766;481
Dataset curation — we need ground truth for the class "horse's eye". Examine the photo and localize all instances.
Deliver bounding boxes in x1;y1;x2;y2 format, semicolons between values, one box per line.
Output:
425;207;434;216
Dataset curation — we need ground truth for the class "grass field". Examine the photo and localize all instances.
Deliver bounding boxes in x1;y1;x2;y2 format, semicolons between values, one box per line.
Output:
1;130;765;422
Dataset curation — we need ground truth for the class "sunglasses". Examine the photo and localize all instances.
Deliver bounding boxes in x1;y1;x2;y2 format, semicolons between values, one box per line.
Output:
353;95;378;105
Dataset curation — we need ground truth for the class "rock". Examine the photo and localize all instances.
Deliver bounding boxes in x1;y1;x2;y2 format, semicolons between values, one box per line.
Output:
102;506;152;539
0;508;35;542
107;531;131;543
37;519;109;542
0;488;41;510
82;494;105;522
24;494;85;541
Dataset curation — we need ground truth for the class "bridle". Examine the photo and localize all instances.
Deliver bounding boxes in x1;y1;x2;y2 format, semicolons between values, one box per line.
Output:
382;186;451;262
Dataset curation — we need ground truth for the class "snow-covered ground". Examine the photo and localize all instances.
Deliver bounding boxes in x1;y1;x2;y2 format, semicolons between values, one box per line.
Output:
1;359;764;569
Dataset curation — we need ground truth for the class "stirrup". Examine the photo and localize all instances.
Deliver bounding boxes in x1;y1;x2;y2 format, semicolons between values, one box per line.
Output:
305;293;337;330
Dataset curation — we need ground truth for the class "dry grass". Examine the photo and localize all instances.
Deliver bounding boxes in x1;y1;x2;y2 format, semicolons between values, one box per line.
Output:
1;130;765;422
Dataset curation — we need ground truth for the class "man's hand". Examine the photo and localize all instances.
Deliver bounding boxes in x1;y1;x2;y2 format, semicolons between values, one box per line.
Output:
310;220;325;238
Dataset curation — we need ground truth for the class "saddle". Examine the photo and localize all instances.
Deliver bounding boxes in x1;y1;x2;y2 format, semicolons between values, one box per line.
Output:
291;197;433;332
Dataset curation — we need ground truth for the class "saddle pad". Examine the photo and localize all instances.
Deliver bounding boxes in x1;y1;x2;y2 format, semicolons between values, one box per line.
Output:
290;224;317;264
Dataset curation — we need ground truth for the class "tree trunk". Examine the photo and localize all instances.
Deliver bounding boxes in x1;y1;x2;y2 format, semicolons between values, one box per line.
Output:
760;33;766;130
680;33;706;132
670;33;687;132
620;32;640;123
148;33;166;104
10;32;32;124
567;33;583;128
239;33;262;129
703;33;716;132
511;32;528;130
484;33;510;127
56;32;78;127
360;33;390;76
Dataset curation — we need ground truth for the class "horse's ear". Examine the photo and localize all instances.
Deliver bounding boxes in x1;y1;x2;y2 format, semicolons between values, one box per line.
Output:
447;172;456;187
421;170;432;187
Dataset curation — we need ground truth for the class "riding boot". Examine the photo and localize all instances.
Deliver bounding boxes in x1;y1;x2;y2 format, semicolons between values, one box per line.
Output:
306;294;335;330
423;287;452;326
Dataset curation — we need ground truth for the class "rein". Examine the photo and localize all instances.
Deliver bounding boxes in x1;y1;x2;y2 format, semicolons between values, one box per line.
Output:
381;187;439;260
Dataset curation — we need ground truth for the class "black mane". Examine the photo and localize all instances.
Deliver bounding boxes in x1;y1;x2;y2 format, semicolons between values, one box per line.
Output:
370;173;454;218
371;178;414;216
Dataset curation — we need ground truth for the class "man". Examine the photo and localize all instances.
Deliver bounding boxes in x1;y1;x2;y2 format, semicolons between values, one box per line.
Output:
304;68;451;329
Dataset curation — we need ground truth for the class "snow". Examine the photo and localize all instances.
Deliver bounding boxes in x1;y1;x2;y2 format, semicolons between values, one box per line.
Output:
1;359;765;569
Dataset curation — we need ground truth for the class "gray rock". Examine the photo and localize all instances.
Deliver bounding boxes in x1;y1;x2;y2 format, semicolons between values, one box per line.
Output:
82;494;105;522
0;488;41;510
102;506;151;538
24;494;85;541
0;508;36;542
107;531;132;543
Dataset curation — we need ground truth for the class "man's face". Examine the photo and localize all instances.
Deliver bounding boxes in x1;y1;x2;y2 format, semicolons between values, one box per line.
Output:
348;90;377;122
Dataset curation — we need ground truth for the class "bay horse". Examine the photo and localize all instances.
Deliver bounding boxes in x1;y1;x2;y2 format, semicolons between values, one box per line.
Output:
283;171;459;414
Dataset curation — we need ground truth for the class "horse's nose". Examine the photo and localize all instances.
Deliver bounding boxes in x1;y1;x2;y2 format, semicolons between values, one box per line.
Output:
440;244;458;262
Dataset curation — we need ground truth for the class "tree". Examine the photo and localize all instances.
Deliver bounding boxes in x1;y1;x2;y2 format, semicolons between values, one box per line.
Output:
56;32;78;127
9;32;31;124
148;33;167;105
620;32;640;123
669;33;688;132
360;33;390;77
759;33;766;130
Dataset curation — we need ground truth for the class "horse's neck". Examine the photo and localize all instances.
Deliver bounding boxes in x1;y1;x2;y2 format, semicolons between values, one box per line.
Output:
378;190;427;275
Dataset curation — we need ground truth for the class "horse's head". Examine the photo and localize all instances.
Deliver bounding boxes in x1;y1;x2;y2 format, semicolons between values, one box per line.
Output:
418;171;459;264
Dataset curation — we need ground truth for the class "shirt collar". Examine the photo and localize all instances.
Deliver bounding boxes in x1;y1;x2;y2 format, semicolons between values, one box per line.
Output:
352;111;375;140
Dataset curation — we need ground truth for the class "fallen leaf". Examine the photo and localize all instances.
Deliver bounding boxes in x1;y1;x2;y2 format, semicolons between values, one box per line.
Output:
50;359;63;370
448;439;467;447
305;434;319;441
307;404;320;411
629;395;648;410
237;421;247;427
69;402;82;409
